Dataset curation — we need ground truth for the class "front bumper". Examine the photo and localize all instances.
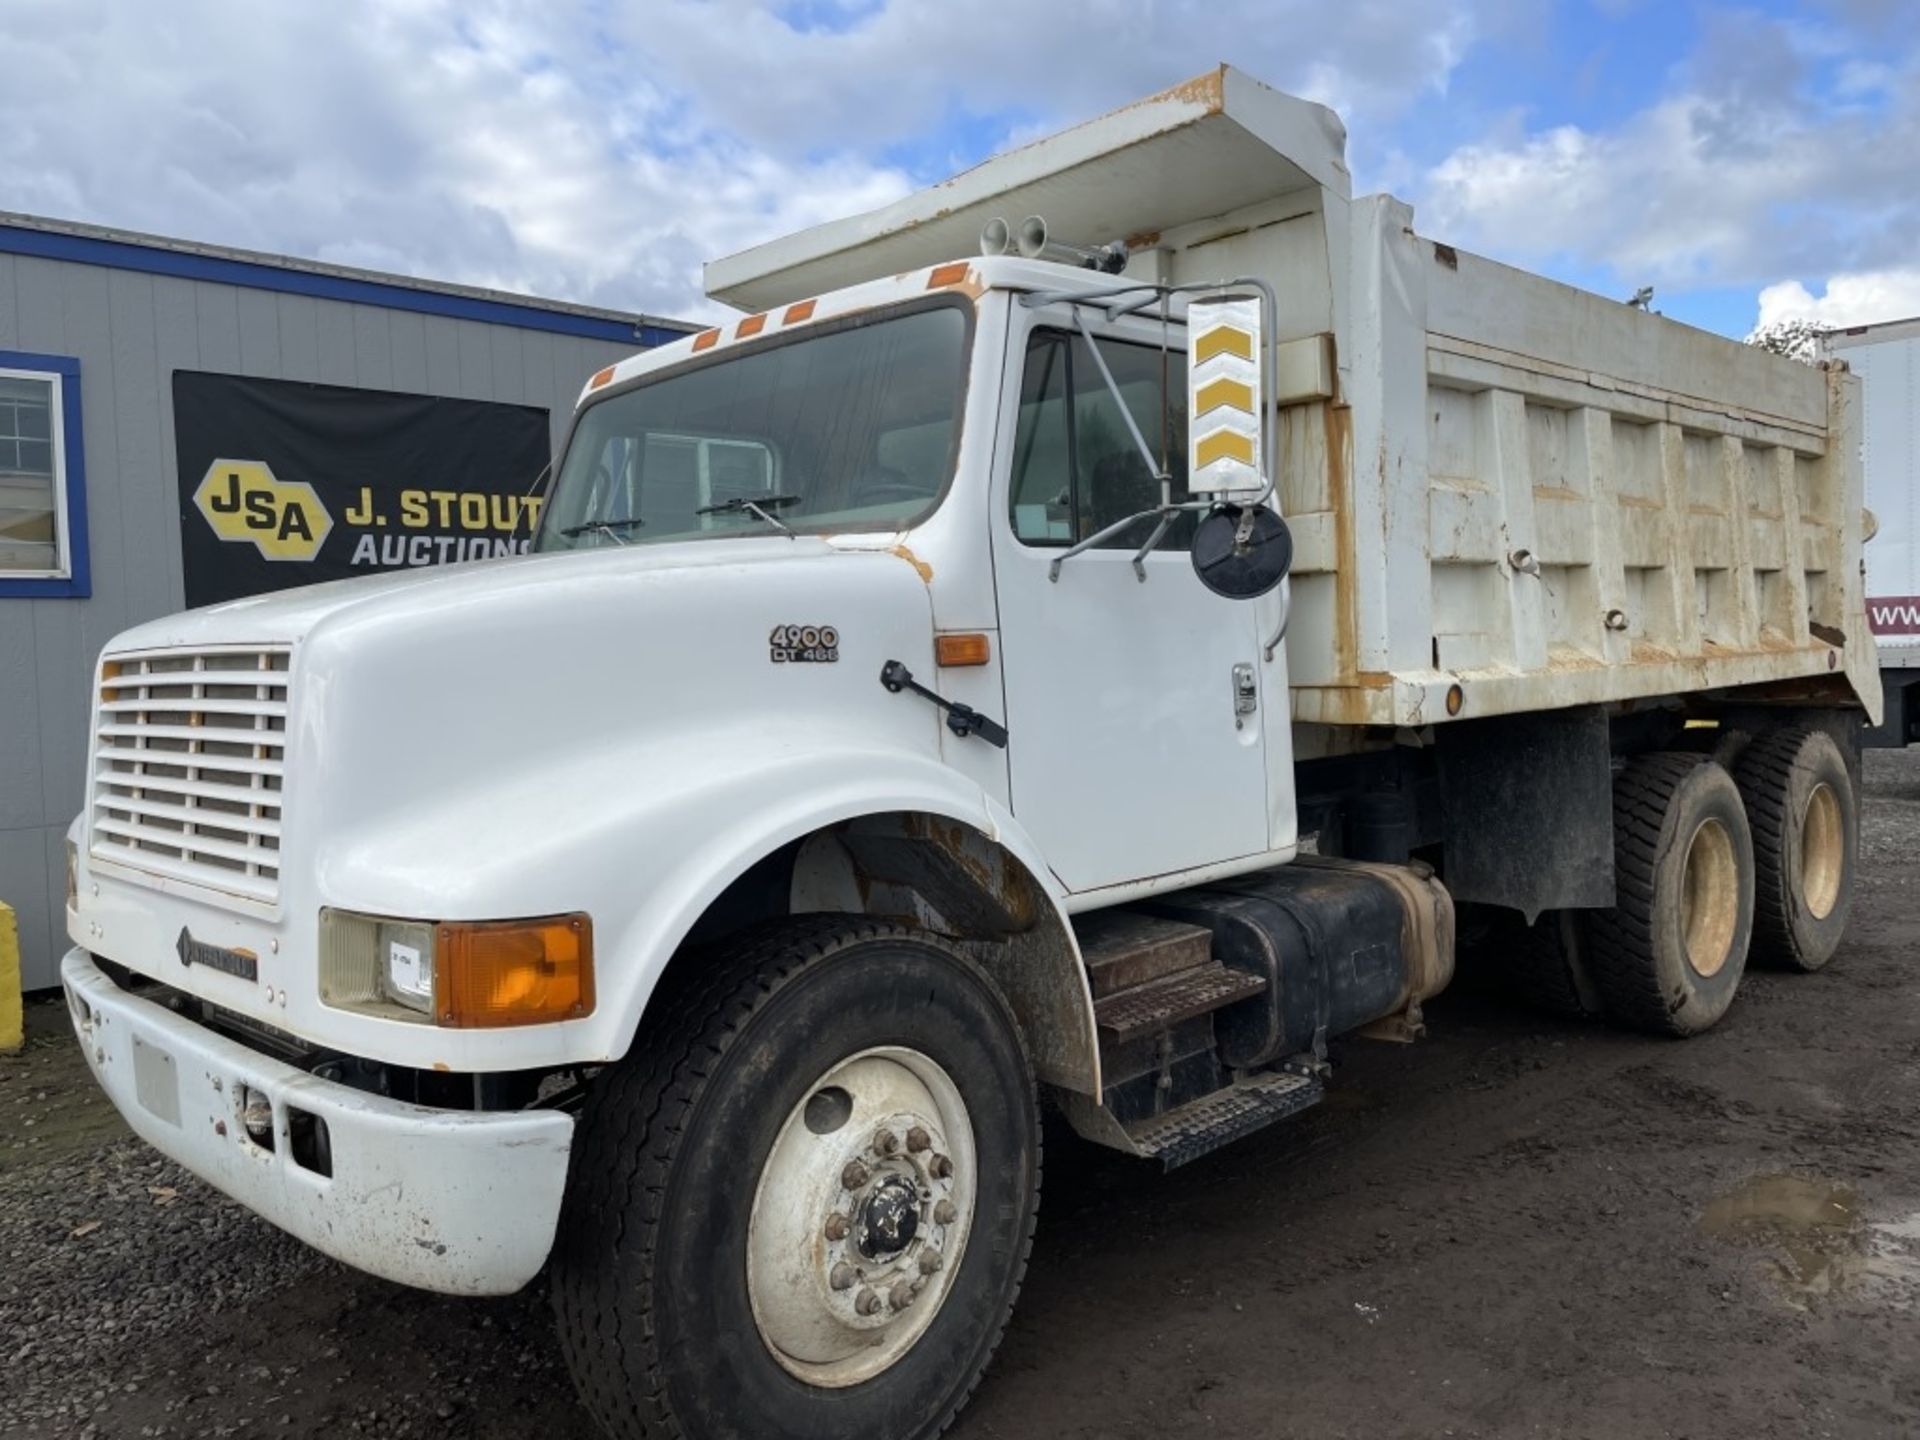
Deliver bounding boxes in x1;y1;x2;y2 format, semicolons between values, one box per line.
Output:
60;948;574;1295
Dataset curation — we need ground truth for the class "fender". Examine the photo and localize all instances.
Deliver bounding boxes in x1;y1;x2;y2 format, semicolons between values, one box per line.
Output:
317;730;1101;1092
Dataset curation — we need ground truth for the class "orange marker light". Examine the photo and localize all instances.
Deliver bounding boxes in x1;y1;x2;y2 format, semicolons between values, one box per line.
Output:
927;263;971;289
783;300;817;325
737;314;767;338
588;365;617;390
436;914;594;1028
936;633;992;667
692;329;721;352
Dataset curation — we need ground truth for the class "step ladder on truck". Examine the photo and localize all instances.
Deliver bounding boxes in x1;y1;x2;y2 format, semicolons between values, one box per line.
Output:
60;65;1877;1440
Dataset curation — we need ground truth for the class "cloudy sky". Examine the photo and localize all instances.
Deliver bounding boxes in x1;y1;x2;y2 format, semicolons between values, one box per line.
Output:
4;0;1917;337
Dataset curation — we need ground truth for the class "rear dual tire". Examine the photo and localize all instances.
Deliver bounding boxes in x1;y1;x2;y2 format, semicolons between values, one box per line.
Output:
1588;753;1755;1036
1735;727;1857;973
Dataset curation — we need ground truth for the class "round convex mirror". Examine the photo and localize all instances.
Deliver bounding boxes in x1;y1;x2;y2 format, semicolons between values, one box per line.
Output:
1190;503;1293;599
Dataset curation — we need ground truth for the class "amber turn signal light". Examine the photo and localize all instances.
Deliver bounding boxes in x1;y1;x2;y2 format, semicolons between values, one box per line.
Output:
436;914;594;1028
935;633;992;667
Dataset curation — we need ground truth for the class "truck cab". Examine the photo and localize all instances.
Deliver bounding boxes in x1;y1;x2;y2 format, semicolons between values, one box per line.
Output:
62;66;1874;1440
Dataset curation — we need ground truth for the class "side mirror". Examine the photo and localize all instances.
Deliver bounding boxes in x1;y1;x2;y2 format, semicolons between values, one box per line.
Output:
1191;503;1291;599
1187;294;1286;598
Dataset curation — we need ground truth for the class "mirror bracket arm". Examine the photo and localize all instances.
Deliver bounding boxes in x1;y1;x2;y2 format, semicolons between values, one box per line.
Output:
1262;580;1293;662
1047;500;1211;582
1070;306;1164;485
1129;507;1177;580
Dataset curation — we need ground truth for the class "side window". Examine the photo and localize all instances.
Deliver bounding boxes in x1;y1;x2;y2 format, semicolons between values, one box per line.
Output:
1008;330;1193;550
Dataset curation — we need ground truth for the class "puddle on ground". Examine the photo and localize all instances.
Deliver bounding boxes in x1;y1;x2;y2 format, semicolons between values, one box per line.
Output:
1701;1173;1920;1304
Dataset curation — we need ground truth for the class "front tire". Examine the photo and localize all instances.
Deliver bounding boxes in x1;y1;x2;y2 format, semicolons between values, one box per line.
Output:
1588;754;1755;1036
552;916;1040;1440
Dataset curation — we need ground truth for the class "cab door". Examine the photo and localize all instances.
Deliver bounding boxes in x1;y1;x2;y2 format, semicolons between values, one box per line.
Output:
988;314;1271;894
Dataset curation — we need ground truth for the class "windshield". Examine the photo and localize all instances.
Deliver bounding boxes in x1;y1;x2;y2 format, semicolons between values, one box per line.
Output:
537;302;970;551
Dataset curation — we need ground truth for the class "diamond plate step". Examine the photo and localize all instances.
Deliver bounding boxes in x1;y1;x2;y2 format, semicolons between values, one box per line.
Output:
1124;1069;1324;1170
1074;911;1213;998
1093;961;1267;1045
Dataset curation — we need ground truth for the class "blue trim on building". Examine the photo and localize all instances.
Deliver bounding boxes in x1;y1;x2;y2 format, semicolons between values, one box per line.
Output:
0;350;90;599
0;221;689;349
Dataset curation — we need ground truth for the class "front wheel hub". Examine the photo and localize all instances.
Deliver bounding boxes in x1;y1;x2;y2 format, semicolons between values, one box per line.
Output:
746;1047;977;1388
858;1176;921;1258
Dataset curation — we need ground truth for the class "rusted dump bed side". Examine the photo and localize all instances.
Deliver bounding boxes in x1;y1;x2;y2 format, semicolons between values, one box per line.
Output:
1284;215;1875;728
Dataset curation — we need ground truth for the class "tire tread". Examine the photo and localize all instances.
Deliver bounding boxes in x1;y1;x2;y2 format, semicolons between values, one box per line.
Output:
1734;726;1852;971
1586;752;1714;1035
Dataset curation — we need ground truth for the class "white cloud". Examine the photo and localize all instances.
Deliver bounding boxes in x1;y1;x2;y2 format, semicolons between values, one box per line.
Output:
0;0;1489;322
1417;15;1920;304
0;0;918;322
1757;270;1920;330
613;0;1482;160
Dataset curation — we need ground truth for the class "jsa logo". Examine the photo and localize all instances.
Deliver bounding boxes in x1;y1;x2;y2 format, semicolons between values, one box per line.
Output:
193;460;334;561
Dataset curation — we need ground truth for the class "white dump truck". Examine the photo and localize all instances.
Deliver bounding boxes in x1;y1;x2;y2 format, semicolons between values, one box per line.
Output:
1827;314;1920;745
62;67;1877;1440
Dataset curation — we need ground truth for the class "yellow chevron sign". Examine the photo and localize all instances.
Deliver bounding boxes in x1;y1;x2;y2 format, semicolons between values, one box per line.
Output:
1187;296;1264;496
1193;325;1254;364
1196;431;1256;468
1195;376;1254;417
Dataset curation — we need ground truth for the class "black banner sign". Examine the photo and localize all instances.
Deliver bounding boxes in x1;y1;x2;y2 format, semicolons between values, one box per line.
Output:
173;372;551;608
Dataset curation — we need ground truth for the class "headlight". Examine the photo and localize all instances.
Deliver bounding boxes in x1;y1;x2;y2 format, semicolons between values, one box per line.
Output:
319;909;593;1027
319;911;437;1018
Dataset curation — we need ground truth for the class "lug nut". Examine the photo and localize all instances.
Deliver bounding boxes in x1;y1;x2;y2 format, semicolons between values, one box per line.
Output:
889;1281;915;1311
830;1263;856;1292
929;1153;954;1180
906;1126;932;1153
874;1128;899;1156
855;1287;883;1317
933;1200;958;1226
919;1250;943;1275
841;1160;871;1191
824;1212;850;1242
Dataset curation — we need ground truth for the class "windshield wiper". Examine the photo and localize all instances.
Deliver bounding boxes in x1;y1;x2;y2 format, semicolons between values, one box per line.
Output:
696;493;802;539
559;515;646;543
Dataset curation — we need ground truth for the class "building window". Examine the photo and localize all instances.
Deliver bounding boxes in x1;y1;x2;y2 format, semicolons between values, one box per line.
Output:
0;351;89;597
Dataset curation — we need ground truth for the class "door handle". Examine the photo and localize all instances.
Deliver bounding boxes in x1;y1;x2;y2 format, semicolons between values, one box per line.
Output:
1232;662;1258;729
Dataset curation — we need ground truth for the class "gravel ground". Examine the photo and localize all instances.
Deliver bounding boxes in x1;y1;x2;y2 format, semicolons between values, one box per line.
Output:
5;746;1920;1440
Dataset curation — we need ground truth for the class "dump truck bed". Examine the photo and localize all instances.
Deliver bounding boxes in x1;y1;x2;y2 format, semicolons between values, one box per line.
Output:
709;65;1878;728
1282;220;1874;728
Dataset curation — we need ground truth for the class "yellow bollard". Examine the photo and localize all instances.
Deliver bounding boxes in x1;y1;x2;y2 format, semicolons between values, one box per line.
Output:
0;901;20;1053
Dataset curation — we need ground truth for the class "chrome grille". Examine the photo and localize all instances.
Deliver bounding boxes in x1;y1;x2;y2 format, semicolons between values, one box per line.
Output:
91;646;290;905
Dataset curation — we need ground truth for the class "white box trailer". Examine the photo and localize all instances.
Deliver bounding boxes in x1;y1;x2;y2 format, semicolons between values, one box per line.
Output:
1828;314;1920;743
62;66;1878;1440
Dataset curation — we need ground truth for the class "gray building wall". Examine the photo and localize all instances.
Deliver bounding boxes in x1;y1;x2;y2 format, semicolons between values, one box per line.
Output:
0;230;684;988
